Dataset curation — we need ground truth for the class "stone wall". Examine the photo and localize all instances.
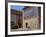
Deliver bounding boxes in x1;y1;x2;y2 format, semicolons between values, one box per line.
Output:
23;17;40;30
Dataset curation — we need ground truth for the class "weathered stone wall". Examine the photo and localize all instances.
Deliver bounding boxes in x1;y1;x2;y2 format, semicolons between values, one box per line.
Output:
23;17;40;30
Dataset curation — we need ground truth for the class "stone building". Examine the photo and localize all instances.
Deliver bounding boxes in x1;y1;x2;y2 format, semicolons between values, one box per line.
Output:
11;9;23;29
23;6;40;30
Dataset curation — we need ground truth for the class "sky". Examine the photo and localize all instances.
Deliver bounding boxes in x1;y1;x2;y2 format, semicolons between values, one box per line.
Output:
11;5;38;16
11;5;24;10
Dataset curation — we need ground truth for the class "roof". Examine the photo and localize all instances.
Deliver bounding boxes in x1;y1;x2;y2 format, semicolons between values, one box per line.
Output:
23;6;32;10
11;9;23;15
